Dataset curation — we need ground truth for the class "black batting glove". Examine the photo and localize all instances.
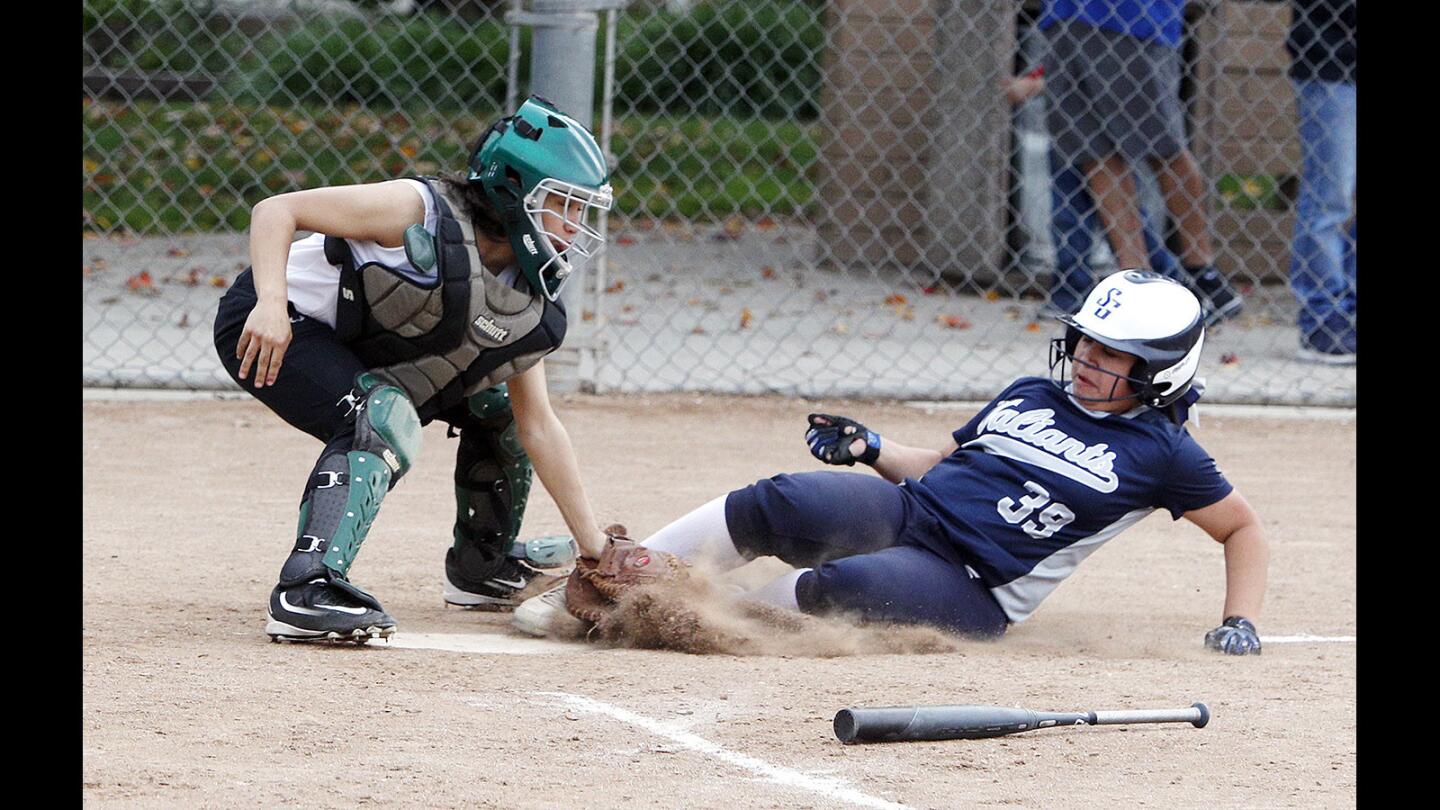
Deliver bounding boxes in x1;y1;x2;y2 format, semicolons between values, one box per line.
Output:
806;413;881;466
1204;616;1262;655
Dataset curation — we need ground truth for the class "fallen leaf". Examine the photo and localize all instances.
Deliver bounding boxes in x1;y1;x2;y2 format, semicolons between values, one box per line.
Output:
91;258;108;270
691;325;706;335
760;266;775;279
621;304;636;313
739;308;753;329
581;309;595;321
884;293;908;305
167;246;189;258
936;314;972;330
178;313;190;328
714;216;745;241
922;284;940;295
605;279;625;293
813;290;829;303
984;289;1001;302
210;275;228;288
1220;352;1240;365
171;268;201;286
686;298;702;306
636;219;657;232
755;216;778;231
615;234;637;246
1024;322;1040;332
126;271;155;293
832;321;850;335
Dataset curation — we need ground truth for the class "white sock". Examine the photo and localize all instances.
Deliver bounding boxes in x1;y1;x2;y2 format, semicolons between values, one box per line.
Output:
737;568;807;612
640;494;748;571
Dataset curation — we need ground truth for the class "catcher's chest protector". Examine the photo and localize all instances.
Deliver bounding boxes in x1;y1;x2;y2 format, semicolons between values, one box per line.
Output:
327;176;567;419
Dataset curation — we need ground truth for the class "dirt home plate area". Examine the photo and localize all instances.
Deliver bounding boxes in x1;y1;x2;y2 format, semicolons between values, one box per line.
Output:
83;394;1355;807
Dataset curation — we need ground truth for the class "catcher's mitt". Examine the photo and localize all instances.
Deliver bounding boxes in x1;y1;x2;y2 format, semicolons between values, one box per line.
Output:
566;525;690;625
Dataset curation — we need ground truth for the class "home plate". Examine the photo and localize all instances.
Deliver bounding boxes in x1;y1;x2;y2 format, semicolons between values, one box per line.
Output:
1260;634;1356;644
388;632;589;655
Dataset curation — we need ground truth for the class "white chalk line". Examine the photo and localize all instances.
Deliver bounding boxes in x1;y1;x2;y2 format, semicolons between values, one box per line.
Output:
537;691;909;810
1259;634;1355;644
388;630;1353;656
387;632;589;655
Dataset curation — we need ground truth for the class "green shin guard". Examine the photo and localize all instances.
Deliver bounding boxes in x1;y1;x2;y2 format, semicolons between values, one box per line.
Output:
280;375;422;586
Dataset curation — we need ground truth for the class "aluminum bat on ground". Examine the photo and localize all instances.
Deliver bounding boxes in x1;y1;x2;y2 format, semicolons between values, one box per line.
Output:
833;702;1209;744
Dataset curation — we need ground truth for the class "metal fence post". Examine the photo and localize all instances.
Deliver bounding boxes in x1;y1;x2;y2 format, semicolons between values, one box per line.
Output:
504;0;623;392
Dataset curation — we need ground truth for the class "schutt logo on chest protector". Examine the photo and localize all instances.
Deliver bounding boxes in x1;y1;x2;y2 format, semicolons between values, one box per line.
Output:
472;314;511;342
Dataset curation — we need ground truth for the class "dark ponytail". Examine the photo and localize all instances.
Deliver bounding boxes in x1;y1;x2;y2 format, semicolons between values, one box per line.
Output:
436;171;507;242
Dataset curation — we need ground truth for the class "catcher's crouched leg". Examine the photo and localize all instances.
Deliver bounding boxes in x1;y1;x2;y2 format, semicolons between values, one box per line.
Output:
442;385;573;609
266;374;422;643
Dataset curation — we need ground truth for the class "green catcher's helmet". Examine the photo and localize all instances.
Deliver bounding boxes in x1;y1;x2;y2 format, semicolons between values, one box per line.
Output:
467;96;613;301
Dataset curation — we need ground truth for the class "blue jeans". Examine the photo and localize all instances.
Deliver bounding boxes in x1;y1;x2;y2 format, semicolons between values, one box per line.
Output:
1048;152;1187;311
1290;79;1357;343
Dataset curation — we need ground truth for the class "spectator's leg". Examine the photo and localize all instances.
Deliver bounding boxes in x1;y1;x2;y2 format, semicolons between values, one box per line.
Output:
1152;149;1216;267
1085;154;1150;270
1139;192;1189;285
1343;216;1356;321
1047;152;1097;313
1290;78;1357;354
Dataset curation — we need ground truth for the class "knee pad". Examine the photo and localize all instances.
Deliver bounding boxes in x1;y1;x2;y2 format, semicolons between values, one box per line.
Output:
353;372;422;485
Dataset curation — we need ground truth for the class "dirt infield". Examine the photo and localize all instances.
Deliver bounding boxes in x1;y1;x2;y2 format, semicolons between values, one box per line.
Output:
83;394;1356;808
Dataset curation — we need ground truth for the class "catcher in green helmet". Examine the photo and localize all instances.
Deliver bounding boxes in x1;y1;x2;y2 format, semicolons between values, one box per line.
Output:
468;95;614;302
213;96;619;644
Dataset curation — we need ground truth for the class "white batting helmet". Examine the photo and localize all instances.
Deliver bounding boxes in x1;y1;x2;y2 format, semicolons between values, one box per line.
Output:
1048;270;1206;408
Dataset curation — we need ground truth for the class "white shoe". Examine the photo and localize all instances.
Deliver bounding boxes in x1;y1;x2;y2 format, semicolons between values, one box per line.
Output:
512;583;568;637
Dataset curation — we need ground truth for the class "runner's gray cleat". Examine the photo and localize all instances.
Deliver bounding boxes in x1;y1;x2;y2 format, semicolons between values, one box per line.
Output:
512;582;569;637
266;578;396;644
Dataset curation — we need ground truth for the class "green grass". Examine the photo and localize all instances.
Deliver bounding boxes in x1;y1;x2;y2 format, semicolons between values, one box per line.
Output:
82;99;820;234
1215;173;1290;212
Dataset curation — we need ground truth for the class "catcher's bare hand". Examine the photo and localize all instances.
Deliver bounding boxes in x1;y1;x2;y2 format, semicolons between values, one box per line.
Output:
236;300;293;388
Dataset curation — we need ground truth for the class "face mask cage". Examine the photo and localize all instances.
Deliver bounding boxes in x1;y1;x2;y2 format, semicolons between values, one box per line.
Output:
523;178;613;299
1048;337;1154;405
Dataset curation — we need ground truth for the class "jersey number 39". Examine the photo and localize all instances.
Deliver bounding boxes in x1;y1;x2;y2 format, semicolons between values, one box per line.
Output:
996;481;1076;540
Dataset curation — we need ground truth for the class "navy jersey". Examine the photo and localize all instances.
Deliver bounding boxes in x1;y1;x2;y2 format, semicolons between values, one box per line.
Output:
901;377;1232;622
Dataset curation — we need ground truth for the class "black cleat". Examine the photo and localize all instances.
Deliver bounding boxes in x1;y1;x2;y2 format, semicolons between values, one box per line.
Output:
265;578;396;644
443;553;560;611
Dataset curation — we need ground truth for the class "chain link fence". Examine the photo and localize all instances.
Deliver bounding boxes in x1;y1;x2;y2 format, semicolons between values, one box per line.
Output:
83;0;1357;405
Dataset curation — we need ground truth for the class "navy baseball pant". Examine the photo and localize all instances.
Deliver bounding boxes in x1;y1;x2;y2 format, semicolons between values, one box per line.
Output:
724;471;1008;638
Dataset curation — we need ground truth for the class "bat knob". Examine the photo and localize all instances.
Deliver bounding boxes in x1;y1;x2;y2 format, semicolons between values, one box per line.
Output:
1191;702;1210;728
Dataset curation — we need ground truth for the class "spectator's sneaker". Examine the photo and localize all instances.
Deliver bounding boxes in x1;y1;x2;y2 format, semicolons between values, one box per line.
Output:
443;553;559;610
1297;321;1356;365
266;578;396;644
1184;265;1244;326
512;583;569;637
